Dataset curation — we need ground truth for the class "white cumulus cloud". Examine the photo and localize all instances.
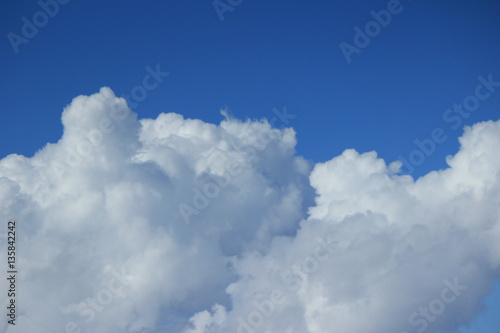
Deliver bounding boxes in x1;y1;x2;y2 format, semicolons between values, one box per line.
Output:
0;88;499;333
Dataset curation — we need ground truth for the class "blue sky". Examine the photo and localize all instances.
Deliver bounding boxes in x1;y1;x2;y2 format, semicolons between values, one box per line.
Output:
1;1;499;332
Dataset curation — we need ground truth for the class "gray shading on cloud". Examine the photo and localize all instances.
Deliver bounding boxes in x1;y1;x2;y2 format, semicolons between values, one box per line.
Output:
0;88;499;333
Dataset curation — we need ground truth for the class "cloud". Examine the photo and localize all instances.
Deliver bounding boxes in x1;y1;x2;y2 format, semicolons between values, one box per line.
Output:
0;88;498;333
184;119;500;333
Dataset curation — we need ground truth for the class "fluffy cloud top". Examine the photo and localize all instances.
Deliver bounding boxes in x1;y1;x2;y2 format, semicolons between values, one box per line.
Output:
0;88;498;333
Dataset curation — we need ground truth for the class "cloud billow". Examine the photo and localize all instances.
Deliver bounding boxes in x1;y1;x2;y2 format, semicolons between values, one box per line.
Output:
0;88;498;333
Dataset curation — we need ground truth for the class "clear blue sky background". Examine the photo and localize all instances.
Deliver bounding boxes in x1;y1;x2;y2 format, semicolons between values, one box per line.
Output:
0;1;499;332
